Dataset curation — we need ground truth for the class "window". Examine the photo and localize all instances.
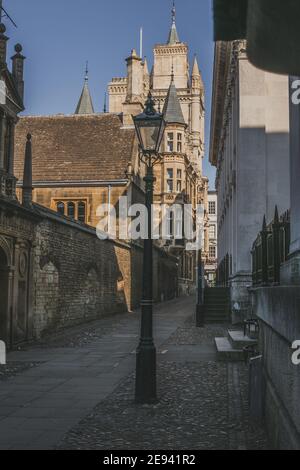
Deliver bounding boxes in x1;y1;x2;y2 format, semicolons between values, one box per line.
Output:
57;201;65;216
209;201;216;215
176;169;182;193
177;133;182;152
67;202;75;219
167;168;174;193
167;133;174;152
167;208;174;238
209;246;216;259
78;201;86;223
209;224;216;239
55;200;87;223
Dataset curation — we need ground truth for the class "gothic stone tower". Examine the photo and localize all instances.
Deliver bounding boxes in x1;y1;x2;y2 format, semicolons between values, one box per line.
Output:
108;4;208;288
108;5;205;176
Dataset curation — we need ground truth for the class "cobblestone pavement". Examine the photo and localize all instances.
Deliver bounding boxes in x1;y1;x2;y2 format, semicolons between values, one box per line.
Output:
59;319;269;450
0;297;269;450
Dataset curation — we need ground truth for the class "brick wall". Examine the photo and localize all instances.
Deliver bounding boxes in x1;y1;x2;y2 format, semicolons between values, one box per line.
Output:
32;212;178;338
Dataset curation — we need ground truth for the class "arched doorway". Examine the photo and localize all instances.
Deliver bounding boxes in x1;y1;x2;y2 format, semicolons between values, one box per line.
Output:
0;247;9;344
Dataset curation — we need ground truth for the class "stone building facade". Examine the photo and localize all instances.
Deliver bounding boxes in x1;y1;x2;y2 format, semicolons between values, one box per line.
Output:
210;41;290;321
250;77;300;450
108;6;209;291
205;190;217;285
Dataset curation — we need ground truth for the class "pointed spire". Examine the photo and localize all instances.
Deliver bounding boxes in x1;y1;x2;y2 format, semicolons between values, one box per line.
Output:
167;1;180;45
75;62;95;115
163;75;186;126
262;215;267;231
22;134;33;207
192;55;200;76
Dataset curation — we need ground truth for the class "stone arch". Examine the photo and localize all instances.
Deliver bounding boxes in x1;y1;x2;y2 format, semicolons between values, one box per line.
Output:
35;261;59;337
39;254;60;271
83;267;100;318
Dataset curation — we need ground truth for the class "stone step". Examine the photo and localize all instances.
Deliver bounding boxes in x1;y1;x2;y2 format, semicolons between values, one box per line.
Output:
205;317;229;324
204;299;230;306
228;330;258;350
215;337;244;361
205;306;229;312
204;293;229;299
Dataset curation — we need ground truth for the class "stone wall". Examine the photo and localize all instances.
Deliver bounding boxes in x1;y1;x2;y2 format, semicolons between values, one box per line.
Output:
251;286;300;449
32;210;178;338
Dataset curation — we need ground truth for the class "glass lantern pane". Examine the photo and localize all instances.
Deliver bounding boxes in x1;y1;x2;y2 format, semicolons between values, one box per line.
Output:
139;122;160;151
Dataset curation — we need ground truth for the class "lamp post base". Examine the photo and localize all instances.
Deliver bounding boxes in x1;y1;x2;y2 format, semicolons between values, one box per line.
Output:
135;342;157;404
196;304;205;327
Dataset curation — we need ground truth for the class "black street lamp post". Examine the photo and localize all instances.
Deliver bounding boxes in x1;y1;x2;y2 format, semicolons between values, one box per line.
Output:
133;92;166;404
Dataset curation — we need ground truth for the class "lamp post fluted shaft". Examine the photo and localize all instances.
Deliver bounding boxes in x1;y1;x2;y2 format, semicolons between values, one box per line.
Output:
135;164;157;404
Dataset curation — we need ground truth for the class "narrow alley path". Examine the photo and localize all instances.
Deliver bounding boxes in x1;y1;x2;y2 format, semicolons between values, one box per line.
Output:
0;297;269;450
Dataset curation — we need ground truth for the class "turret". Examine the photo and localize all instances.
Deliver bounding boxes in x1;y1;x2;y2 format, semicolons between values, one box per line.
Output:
122;49;144;126
11;43;25;101
125;49;143;102
191;55;204;171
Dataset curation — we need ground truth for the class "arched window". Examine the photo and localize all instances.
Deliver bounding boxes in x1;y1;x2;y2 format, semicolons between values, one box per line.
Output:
57;201;65;216
67;202;75;219
78;201;86;223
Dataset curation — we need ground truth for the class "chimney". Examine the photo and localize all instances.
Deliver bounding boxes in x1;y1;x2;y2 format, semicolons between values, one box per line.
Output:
125;49;143;102
11;44;25;101
22;134;33;207
0;23;8;63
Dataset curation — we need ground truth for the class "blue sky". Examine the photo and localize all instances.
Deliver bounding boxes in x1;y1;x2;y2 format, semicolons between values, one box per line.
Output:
6;0;215;186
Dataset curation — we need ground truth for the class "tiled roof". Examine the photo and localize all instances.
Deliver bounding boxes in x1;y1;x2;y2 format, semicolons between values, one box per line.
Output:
14;114;136;183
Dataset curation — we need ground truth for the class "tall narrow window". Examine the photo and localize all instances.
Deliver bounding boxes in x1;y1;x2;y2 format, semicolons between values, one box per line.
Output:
78;201;86;223
177;133;182;152
209;201;216;215
167;208;174;238
209;224;216;239
167;133;174;152
209;246;216;259
177;169;182;193
67;202;75;219
57;201;65;216
167;168;174;193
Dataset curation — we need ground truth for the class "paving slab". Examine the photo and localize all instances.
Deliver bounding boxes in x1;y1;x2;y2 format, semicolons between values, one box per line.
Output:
0;297;192;450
